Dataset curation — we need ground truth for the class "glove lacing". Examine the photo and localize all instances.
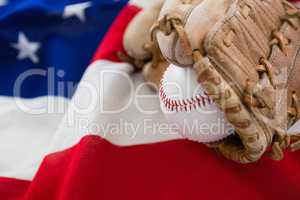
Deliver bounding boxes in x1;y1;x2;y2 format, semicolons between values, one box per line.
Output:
155;1;300;161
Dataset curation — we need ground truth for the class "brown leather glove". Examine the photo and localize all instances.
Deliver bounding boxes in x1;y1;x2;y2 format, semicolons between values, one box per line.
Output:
122;0;168;90
154;0;300;163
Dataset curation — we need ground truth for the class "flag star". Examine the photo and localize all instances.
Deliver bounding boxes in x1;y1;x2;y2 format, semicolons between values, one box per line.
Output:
11;32;41;64
0;0;7;6
63;1;92;22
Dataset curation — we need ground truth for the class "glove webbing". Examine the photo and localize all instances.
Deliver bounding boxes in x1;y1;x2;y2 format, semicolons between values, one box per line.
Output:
156;0;300;161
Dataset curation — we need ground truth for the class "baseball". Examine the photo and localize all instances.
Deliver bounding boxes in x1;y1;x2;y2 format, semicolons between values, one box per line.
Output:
160;64;234;143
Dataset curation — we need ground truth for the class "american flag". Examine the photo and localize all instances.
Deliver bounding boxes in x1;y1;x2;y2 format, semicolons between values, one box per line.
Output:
0;0;300;200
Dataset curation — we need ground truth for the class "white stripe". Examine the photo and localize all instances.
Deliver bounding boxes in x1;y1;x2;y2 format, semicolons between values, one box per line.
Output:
47;60;180;154
0;60;180;180
0;96;68;180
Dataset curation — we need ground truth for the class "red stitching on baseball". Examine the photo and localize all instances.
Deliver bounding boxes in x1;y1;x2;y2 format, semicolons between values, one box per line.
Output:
159;79;213;112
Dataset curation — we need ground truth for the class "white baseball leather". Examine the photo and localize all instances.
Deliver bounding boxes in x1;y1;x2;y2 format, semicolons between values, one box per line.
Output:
159;64;234;143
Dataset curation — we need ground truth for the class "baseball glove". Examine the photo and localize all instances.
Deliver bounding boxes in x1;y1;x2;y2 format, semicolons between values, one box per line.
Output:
154;0;300;163
122;0;168;90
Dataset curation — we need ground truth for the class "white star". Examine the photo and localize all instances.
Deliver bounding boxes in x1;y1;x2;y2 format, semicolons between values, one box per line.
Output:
11;32;41;64
0;0;7;6
63;1;92;22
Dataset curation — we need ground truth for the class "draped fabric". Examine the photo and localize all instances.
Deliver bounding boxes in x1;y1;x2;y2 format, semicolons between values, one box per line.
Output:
0;1;300;200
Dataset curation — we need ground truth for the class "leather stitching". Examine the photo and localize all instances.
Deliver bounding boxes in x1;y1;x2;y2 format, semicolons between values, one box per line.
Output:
159;79;213;112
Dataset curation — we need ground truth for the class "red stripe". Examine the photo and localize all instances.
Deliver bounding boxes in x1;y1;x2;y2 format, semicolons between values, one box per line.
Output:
2;135;300;200
0;178;29;200
92;5;141;63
